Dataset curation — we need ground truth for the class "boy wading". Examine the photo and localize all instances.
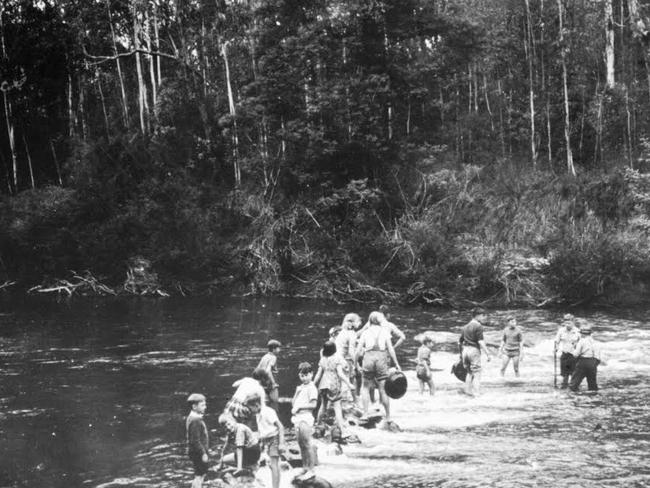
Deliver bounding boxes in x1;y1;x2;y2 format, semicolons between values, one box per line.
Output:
458;308;491;396
186;393;212;488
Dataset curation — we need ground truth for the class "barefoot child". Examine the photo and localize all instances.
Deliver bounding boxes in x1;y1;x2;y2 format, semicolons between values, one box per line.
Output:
314;340;353;442
257;339;281;410
416;336;435;395
255;396;286;488
186;393;214;488
291;362;318;482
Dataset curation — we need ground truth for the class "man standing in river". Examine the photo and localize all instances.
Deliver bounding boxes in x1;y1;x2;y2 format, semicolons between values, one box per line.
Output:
554;314;581;388
458;308;492;396
570;323;603;392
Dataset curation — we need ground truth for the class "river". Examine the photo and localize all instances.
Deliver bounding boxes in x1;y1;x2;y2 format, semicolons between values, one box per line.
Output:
0;297;649;488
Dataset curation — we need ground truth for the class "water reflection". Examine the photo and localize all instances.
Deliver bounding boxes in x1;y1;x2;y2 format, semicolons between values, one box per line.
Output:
1;297;649;487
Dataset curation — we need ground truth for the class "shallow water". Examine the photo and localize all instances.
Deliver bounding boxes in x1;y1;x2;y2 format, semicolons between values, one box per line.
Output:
0;297;649;488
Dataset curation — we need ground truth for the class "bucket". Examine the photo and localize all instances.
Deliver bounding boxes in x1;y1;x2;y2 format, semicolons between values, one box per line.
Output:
385;370;408;399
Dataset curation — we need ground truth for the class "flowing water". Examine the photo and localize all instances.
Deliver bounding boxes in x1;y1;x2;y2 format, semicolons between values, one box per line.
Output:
0;297;649;488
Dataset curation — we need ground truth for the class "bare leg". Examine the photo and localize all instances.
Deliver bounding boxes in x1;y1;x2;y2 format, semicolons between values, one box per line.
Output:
500;356;510;377
512;356;520;377
333;400;346;436
378;379;390;422
418;379;424;395
192;475;204;488
427;377;435;396
270;456;280;488
464;372;474;396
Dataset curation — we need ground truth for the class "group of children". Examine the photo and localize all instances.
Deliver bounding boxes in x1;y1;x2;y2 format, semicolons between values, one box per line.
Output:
185;308;601;488
185;306;410;488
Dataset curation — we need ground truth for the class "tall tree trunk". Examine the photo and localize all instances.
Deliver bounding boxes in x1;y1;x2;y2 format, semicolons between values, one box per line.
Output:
68;72;75;138
107;0;129;127
96;69;110;139
78;75;87;140
540;0;552;168
524;0;537;167
1;9;17;190
22;132;35;189
557;0;575;175
153;0;161;86
133;0;149;135
221;41;240;188
605;0;615;88
50;140;62;186
145;7;157;110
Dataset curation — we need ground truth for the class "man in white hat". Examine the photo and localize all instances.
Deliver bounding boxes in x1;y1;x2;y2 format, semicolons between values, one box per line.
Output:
569;323;603;391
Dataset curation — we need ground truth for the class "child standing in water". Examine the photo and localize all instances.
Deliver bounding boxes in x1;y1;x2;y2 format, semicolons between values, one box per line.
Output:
257;339;281;410
415;336;435;395
186;393;213;488
314;340;353;441
254;396;286;488
291;362;318;482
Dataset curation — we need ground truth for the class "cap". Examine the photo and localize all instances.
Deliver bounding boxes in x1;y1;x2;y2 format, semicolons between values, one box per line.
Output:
580;323;592;334
267;339;281;348
563;313;574;321
187;393;206;403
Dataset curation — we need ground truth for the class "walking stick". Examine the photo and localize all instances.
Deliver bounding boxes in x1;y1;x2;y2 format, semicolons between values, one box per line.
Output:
553;343;558;388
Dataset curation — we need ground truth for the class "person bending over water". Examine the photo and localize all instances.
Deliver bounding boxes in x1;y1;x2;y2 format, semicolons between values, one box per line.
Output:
499;316;524;378
458;308;492;396
356;311;401;426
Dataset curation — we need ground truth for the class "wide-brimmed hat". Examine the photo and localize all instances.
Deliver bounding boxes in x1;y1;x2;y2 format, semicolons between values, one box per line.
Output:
267;339;281;348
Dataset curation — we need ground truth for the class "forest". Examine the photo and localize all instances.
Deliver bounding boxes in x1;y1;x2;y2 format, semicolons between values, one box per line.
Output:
3;0;650;307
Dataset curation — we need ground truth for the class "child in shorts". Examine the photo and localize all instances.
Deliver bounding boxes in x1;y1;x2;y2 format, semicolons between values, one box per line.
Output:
255;396;286;488
416;336;435;395
314;340;353;441
291;362;318;482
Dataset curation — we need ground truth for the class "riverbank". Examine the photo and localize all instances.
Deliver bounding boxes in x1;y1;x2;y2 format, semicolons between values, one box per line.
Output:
3;166;650;309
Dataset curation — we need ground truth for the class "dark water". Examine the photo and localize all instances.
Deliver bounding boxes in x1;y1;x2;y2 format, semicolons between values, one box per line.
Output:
0;297;649;488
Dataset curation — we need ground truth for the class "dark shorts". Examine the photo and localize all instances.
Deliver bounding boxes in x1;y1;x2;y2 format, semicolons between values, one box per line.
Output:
362;350;389;382
416;364;431;381
560;352;576;376
504;349;520;358
319;387;341;403
261;435;280;457
189;452;209;476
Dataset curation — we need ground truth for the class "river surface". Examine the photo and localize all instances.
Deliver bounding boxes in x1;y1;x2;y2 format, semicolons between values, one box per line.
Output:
0;297;649;488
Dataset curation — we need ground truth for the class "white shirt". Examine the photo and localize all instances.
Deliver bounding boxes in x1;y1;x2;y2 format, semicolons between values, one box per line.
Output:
555;326;581;354
359;325;392;351
257;405;279;439
573;336;602;361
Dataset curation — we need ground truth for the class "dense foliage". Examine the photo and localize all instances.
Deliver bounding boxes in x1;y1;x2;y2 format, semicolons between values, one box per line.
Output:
3;0;650;306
